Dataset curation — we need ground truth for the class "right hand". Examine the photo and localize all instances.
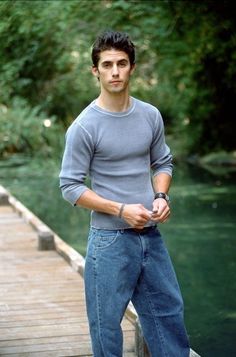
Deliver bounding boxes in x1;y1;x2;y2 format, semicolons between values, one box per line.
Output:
121;204;152;229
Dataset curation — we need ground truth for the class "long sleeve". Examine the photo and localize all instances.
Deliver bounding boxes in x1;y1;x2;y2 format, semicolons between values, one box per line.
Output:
59;122;94;206
150;110;173;177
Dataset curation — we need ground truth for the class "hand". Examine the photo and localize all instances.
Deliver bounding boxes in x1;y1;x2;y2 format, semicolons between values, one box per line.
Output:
122;204;152;229
151;198;170;223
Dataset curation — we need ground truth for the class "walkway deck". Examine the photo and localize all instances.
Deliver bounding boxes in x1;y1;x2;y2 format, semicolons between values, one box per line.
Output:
0;189;135;356
0;186;200;357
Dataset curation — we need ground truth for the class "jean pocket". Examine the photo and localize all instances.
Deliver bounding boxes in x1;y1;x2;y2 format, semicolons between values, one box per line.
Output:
95;230;119;249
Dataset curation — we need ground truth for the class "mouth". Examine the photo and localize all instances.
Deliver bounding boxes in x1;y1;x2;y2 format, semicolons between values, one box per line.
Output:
110;81;122;84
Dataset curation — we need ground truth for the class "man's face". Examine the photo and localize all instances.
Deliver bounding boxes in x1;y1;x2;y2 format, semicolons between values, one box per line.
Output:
92;49;135;94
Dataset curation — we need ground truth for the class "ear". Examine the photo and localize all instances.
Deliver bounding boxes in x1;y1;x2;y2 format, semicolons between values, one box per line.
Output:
92;66;99;79
130;63;136;76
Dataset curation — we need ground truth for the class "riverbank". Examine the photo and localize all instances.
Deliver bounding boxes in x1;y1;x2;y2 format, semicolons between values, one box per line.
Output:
186;151;236;176
0;156;235;356
1;150;236;171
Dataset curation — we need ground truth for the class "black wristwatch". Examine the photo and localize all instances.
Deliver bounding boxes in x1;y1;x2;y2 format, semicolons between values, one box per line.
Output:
154;192;170;203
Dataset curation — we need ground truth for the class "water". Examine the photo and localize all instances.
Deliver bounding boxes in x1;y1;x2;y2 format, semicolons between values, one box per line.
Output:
0;157;235;357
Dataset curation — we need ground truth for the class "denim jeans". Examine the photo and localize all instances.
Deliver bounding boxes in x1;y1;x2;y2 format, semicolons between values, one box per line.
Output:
84;226;190;357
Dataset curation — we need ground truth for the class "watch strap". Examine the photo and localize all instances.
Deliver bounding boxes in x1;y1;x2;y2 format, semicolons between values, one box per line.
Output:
154;192;170;203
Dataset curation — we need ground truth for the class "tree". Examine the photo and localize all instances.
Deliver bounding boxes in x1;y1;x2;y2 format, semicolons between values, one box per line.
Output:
1;0;235;157
0;0;83;120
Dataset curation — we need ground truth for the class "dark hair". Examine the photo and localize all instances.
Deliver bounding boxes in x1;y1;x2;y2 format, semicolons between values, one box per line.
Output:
91;30;135;67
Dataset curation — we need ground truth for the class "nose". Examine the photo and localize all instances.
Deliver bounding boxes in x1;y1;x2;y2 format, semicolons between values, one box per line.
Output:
112;64;119;77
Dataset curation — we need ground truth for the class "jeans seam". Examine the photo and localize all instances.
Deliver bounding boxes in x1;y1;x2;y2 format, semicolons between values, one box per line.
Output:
94;245;105;356
143;282;169;357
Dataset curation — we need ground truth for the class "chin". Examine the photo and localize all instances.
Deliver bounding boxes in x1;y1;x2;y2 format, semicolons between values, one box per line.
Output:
110;85;126;93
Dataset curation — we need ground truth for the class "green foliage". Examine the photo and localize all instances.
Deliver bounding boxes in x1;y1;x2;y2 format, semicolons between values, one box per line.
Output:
164;1;236;154
67;0;236;155
0;97;63;158
0;0;84;119
0;0;235;158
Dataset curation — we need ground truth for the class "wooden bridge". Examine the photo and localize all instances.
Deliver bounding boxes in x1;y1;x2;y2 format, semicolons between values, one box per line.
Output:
0;185;200;357
0;186;136;356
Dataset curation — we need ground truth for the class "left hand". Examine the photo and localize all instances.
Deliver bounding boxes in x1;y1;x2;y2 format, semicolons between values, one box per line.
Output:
151;198;170;223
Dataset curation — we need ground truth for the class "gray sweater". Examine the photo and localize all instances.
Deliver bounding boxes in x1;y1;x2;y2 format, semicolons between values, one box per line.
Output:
59;97;173;229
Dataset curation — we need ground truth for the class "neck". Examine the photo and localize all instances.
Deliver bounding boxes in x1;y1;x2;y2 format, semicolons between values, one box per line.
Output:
96;91;131;112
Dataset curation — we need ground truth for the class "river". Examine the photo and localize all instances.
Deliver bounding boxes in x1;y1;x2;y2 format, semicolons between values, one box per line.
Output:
0;156;235;357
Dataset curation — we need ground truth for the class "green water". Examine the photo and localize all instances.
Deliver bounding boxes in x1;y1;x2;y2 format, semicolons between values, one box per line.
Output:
0;157;235;357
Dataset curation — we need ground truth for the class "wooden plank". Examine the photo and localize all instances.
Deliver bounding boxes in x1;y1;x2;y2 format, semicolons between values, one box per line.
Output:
0;334;90;348
0;301;86;314
0;316;133;330
0;342;92;355
0;196;135;356
0;323;91;340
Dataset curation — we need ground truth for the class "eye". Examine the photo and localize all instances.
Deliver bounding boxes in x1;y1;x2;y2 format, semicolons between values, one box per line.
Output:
102;62;111;68
119;61;128;67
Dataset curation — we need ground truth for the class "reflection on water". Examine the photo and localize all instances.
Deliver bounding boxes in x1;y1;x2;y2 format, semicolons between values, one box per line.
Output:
0;158;235;357
161;165;236;357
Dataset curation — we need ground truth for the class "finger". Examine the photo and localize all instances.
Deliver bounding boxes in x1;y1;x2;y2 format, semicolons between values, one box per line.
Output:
151;210;162;220
151;211;159;220
151;216;160;223
161;216;170;223
159;210;171;223
135;214;149;224
140;210;152;220
157;204;168;216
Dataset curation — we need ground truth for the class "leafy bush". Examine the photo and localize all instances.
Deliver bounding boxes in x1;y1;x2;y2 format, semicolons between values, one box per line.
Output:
0;0;88;122
0;97;63;158
0;0;235;158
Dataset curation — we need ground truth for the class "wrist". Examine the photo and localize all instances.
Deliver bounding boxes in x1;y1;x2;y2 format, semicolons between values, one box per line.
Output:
154;192;170;204
118;203;126;218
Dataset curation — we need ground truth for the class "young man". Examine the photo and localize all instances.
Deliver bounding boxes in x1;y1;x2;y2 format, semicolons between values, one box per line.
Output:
59;30;190;356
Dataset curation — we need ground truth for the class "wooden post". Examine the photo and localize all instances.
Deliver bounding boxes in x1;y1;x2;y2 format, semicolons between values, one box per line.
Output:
38;230;55;250
135;318;150;357
0;186;9;205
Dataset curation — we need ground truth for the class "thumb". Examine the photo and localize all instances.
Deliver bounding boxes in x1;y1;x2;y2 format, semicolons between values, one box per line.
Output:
152;200;159;213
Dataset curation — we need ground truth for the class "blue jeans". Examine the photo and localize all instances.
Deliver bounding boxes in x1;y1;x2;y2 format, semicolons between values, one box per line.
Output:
84;226;190;356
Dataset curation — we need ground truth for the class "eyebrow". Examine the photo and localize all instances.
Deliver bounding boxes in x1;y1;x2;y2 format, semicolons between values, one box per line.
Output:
101;59;129;65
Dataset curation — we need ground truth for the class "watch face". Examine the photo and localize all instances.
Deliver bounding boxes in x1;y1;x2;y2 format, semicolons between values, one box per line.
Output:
155;192;170;202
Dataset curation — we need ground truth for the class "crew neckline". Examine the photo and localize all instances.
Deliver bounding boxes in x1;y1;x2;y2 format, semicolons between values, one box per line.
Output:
91;97;136;117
